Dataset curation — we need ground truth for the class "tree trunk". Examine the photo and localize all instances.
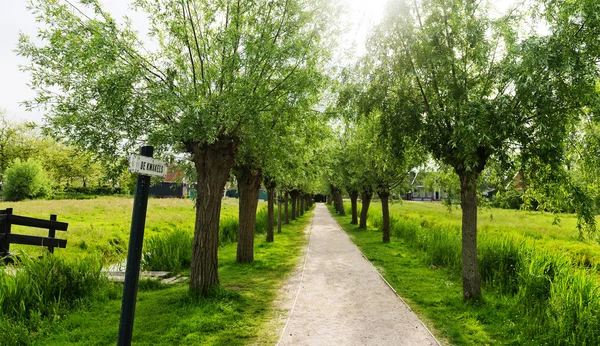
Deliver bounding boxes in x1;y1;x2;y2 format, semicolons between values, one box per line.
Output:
236;165;262;263
290;190;299;220
284;192;289;224
188;138;237;296
379;190;390;243
359;189;372;229
349;190;359;224
336;193;345;216
277;192;282;233
300;194;305;216
459;172;481;301
266;181;276;242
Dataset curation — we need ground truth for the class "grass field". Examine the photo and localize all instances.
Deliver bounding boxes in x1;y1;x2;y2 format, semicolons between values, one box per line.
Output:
386;200;600;267
1;197;312;345
0;197;240;263
331;201;600;345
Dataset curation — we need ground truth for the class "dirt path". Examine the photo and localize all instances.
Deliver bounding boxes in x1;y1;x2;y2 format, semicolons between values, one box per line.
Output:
277;204;439;346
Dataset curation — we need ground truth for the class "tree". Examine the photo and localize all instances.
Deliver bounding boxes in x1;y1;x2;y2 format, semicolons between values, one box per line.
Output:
369;0;599;300
0;113;39;182
20;0;333;296
3;159;51;201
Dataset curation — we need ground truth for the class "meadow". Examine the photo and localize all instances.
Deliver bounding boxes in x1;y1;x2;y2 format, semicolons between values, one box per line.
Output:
386;201;600;266
1;196;311;345
332;201;600;345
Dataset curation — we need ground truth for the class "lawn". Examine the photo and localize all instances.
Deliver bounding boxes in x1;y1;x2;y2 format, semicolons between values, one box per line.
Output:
1;197;312;345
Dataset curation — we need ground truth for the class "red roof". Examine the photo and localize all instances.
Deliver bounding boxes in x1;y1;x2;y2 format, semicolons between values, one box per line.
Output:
164;167;185;183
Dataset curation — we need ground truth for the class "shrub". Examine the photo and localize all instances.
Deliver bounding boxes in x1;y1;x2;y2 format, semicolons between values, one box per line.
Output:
3;159;52;201
492;188;523;210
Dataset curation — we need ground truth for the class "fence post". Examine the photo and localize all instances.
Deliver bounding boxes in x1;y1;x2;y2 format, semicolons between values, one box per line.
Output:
48;214;57;254
0;208;13;256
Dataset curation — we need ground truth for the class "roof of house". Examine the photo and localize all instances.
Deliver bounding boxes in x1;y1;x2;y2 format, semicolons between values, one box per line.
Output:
164;167;185;183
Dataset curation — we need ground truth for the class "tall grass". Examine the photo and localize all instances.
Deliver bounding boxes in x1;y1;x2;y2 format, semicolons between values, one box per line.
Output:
350;201;600;344
141;207;271;272
141;229;193;273
0;254;110;345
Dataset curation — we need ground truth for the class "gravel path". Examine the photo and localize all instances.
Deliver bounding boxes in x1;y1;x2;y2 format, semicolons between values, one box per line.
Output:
277;204;439;346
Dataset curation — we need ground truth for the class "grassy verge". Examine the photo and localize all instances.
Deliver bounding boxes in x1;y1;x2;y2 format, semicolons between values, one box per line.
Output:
330;203;600;345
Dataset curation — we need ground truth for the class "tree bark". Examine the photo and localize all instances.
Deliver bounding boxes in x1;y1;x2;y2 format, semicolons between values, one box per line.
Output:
336;193;345;216
284;191;289;224
236;165;262;263
459;172;481;300
188;138;237;296
266;181;276;242
290;190;299;220
359;188;372;229
300;194;305;216
379;190;390;243
349;190;359;224
277;192;282;234
327;195;332;205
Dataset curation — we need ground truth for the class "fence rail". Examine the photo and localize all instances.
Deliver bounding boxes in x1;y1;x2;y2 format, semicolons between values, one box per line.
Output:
0;208;68;261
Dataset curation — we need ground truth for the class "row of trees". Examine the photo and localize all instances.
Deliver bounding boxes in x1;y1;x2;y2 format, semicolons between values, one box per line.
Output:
20;0;336;296
325;0;600;301
20;0;600;303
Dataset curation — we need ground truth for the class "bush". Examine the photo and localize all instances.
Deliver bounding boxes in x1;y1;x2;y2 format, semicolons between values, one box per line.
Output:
492;188;523;210
3;159;52;201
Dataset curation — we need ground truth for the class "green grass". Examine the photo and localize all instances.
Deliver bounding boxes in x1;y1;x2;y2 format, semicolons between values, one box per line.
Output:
1;197;311;345
381;201;600;267
0;197;251;264
331;202;600;345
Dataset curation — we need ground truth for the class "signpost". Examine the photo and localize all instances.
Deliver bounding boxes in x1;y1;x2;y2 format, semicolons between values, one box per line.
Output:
118;146;166;346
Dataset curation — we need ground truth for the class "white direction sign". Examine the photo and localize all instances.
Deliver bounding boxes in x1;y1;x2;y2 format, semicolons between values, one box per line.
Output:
129;154;167;178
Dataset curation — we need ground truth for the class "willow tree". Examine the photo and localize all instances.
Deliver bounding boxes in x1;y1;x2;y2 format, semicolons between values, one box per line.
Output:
234;100;328;262
20;0;333;296
370;0;599;300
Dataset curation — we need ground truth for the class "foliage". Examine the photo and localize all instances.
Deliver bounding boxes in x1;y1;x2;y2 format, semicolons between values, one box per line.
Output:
0;112;39;182
493;188;523;210
3;158;52;201
19;0;336;293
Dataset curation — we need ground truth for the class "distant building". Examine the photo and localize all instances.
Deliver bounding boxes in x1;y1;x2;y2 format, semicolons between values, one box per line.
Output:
149;167;189;198
401;171;443;201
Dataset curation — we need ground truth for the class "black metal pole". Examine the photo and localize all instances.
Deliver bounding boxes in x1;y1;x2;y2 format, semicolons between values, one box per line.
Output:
118;146;153;346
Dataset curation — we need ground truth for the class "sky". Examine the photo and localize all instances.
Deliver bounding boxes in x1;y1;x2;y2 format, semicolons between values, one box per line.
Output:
0;0;514;125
